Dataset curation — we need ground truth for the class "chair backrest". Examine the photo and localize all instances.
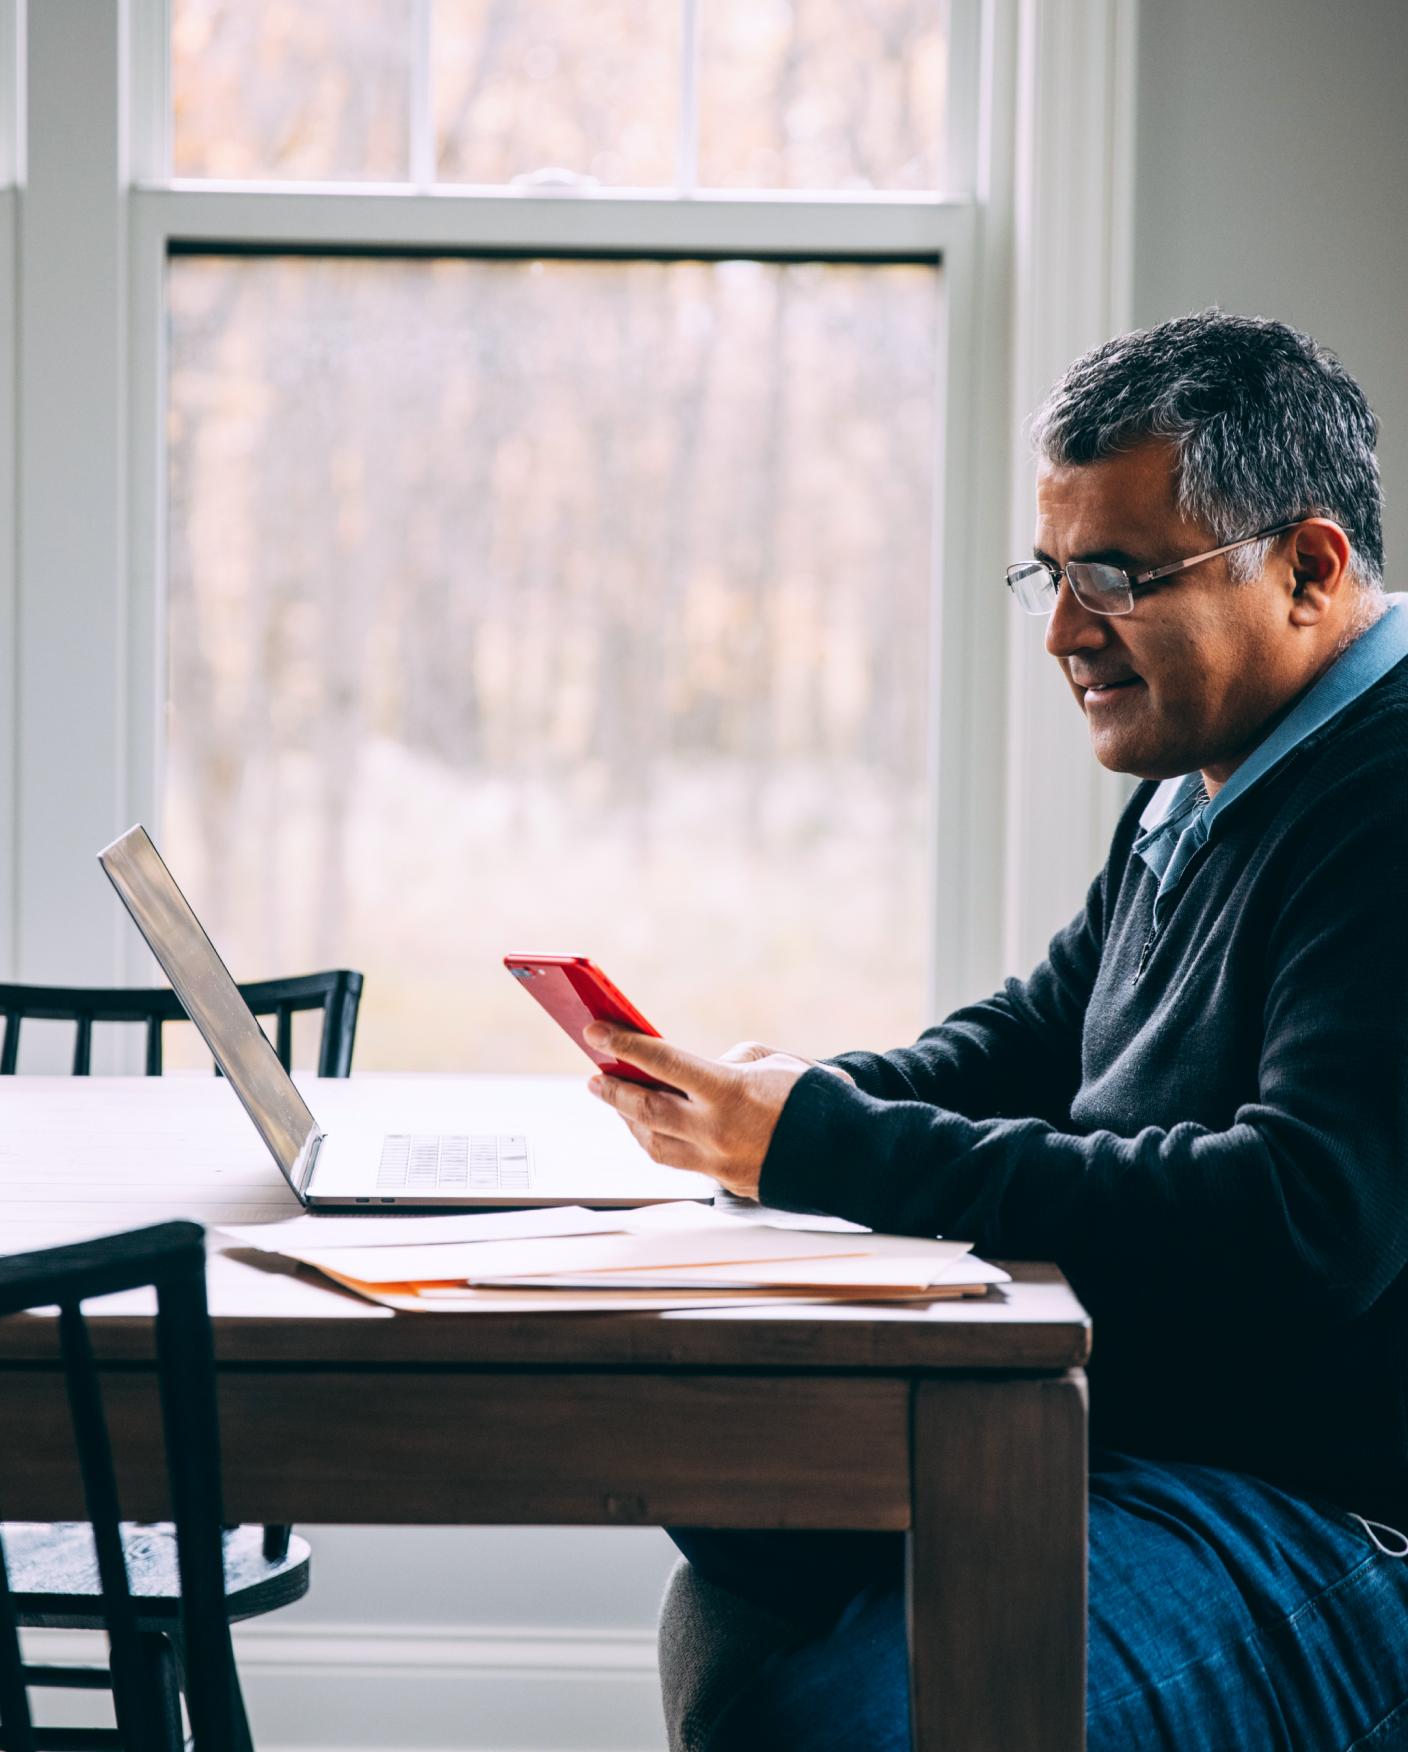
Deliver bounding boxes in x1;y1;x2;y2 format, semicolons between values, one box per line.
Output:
0;1223;251;1752
0;970;363;1078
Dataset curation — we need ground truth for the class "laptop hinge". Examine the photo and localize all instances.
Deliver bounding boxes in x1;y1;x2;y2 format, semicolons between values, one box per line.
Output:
292;1129;325;1200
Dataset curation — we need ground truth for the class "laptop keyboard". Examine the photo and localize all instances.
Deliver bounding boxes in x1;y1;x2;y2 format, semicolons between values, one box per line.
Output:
376;1133;531;1195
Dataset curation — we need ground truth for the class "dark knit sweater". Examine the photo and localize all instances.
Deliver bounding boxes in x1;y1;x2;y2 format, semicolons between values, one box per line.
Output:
760;656;1408;1522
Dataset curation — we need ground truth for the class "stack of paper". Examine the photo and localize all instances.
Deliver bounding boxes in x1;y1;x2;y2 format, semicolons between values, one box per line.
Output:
218;1202;1009;1312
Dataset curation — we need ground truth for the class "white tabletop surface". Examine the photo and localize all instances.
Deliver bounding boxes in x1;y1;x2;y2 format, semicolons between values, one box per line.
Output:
0;1072;667;1316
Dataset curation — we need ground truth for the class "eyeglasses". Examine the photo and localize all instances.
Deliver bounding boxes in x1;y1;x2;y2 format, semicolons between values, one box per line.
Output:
1005;519;1306;617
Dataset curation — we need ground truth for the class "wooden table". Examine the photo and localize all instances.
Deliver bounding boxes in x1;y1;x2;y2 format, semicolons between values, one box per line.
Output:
0;1075;1092;1751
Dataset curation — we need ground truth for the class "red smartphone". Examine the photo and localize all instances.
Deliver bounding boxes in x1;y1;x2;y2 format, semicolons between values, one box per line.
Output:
503;954;684;1095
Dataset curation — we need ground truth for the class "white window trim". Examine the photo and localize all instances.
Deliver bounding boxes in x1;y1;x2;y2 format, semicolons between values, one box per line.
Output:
1001;0;1139;978
0;184;15;982
13;0;132;1012
8;0;1137;1044
0;0;21;977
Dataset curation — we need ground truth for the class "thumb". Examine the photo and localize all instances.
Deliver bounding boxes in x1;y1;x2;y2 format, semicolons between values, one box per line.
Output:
583;1024;726;1096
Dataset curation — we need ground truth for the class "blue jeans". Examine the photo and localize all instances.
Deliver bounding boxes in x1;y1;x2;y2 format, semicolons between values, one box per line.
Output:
669;1450;1408;1749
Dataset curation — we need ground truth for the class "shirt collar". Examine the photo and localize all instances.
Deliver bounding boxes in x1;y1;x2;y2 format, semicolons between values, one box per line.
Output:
1134;593;1408;901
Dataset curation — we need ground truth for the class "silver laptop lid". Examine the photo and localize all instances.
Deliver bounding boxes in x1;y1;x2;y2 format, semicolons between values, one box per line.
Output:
97;825;323;1196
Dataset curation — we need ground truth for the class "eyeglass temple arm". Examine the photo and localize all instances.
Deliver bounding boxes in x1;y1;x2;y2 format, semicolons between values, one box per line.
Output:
1132;519;1306;586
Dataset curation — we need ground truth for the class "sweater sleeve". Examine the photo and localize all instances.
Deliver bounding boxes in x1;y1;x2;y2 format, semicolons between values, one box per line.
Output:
761;754;1408;1329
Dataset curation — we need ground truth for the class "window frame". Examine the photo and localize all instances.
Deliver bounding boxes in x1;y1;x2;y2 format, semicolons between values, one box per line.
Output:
0;0;19;977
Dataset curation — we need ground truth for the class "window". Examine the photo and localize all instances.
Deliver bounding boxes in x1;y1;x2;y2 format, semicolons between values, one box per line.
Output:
156;2;958;1069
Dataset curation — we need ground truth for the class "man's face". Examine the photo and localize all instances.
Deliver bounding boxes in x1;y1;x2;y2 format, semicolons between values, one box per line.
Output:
1035;440;1305;782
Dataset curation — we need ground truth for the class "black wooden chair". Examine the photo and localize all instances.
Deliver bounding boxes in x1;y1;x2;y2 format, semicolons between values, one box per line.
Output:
0;1221;260;1751
0;971;361;1745
0;970;363;1078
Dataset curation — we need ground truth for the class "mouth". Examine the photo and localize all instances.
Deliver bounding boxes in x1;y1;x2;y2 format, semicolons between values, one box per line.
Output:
1076;675;1143;707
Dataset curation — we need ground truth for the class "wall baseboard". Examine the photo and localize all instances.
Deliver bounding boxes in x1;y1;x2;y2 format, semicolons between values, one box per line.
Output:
22;1621;668;1751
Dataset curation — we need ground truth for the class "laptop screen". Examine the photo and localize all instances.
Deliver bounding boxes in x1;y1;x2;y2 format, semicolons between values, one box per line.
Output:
98;825;321;1194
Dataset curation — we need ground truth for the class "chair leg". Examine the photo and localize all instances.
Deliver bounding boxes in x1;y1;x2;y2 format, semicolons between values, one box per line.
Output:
261;1525;290;1564
165;1623;255;1752
135;1631;187;1751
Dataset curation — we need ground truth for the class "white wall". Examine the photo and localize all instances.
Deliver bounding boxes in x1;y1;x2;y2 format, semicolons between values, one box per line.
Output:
27;1527;676;1752
1132;0;1408;571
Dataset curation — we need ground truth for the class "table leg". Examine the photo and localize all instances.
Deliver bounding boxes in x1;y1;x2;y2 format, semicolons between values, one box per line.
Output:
907;1370;1087;1752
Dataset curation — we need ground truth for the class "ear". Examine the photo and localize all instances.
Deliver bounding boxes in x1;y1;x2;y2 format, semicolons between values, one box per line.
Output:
1287;518;1353;623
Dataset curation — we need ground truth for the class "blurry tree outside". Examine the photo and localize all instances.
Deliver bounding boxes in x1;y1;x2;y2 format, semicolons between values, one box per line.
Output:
698;0;948;189
166;254;938;1071
173;0;416;180
173;0;947;191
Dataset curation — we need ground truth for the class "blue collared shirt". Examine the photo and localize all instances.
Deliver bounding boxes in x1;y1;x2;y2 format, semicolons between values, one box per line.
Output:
1133;593;1408;929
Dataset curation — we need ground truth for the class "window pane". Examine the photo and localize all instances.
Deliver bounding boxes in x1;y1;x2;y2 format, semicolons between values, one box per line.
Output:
172;0;413;181
166;255;938;1071
432;0;678;186
699;0;949;191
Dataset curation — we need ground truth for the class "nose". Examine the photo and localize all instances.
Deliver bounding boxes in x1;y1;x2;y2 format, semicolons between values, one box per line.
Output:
1044;576;1111;661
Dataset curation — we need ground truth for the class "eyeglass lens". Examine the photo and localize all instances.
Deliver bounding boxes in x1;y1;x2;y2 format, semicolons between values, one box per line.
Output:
1065;562;1133;614
1005;560;1133;617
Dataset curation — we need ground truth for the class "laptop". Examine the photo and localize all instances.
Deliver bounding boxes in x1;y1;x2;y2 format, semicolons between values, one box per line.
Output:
97;825;715;1210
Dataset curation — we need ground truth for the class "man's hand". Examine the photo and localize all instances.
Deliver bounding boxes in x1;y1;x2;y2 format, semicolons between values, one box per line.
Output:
582;1026;853;1200
715;1041;857;1084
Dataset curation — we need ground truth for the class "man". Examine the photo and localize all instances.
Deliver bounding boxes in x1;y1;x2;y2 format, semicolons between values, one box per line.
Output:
587;312;1408;1748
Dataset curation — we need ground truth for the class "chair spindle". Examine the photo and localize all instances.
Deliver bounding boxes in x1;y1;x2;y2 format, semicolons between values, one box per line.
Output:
57;1304;161;1751
156;1274;250;1752
0;1526;37;1752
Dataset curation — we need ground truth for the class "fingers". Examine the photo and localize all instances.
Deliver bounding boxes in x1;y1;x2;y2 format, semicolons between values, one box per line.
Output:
628;1122;709;1175
717;1041;851;1083
588;1070;696;1141
590;1071;715;1176
584;1033;787;1201
582;1024;726;1096
717;1040;776;1065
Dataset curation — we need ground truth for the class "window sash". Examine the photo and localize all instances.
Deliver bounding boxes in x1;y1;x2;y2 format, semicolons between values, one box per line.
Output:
128;182;967;1000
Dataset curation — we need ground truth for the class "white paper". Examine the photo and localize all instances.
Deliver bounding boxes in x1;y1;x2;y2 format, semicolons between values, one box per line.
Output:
707;1193;872;1234
743;1210;872;1234
215;1205;625;1252
622;1200;873;1237
618;1201;751;1232
941;1257;1010;1285
356;1284;806;1314
482;1255;974;1290
281;1225;974;1289
478;1239;988;1292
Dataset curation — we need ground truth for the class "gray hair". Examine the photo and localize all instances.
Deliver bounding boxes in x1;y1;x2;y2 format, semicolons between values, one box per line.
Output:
1030;310;1384;588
